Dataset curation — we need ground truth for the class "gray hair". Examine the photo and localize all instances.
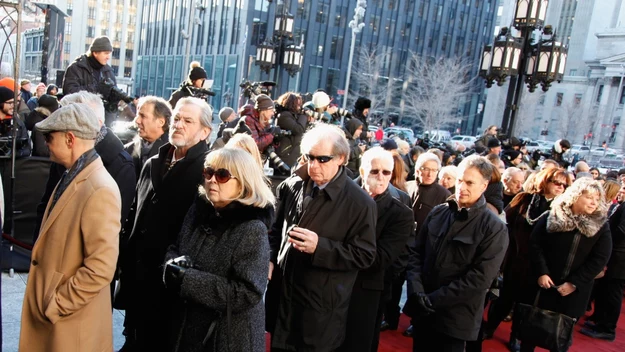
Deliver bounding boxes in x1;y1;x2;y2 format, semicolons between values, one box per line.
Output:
439;165;458;180
137;96;172;132
360;147;394;171
574;161;590;174
61;91;105;124
503;167;524;182
457;155;493;182
415;152;442;172
300;123;350;162
175;97;213;130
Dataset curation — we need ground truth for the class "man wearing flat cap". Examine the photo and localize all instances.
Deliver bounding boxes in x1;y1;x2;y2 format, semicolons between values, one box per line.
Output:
63;35;130;126
19;103;122;352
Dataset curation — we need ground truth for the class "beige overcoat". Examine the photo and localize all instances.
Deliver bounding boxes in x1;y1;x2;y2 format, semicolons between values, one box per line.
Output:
19;157;121;352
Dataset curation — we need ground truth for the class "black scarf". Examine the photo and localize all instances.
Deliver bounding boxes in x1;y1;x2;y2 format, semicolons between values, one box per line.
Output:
87;55;104;70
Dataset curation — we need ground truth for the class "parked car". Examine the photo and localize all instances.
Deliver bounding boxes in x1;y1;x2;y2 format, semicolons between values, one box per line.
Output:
385;127;416;144
449;135;476;149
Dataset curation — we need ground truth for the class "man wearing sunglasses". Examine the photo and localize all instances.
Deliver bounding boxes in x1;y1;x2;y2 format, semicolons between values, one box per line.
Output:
118;97;211;351
267;124;377;352
341;147;414;351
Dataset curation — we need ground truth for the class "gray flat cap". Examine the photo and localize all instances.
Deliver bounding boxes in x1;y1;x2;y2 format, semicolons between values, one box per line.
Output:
35;103;100;140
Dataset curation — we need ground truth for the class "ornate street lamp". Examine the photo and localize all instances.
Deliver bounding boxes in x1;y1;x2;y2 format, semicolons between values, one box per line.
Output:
525;27;567;92
514;0;549;29
479;0;567;137
256;41;275;74
255;2;303;86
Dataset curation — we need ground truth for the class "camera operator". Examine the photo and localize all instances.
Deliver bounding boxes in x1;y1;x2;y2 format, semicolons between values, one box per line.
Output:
63;36;133;127
216;107;239;139
241;94;276;152
302;91;338;124
275;92;308;168
168;61;209;109
474;125;499;154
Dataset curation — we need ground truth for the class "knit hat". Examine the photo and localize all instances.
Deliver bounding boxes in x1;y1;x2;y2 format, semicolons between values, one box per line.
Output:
503;150;521;162
37;94;59;113
188;61;208;82
219;107;235;122
380;138;398;151
509;136;524;147
0;86;14;105
354;97;371;111
35;103;100;139
89;36;113;52
0;77;15;91
487;138;501;148
312;91;331;108
254;94;274;111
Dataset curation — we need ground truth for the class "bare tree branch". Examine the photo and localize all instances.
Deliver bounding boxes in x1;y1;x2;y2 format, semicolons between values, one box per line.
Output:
348;46;401;122
402;54;473;133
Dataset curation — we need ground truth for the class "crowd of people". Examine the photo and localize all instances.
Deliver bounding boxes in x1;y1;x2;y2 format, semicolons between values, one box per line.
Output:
3;35;625;352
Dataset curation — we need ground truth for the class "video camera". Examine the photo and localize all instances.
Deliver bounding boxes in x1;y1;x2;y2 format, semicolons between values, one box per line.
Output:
240;80;276;100
188;86;216;101
99;78;134;104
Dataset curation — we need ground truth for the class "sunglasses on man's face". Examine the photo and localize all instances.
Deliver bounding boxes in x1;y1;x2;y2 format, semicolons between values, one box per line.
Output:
370;169;392;176
303;154;334;164
203;166;237;183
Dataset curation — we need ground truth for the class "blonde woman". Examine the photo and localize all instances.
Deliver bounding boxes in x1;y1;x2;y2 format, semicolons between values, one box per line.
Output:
163;148;275;351
226;133;264;169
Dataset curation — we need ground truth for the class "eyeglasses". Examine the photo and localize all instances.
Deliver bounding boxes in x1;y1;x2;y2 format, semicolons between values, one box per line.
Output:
303;154;335;164
370;169;392;176
43;133;53;143
3;101;14;106
203;166;237;183
550;180;568;188
419;166;439;174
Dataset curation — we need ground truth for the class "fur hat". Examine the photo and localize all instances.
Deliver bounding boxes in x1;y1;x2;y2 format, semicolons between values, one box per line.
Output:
487;138;501;148
188;61;208;82
35;103;100;140
37;94;59;113
89;36;113;52
547;177;607;237
354;97;371;111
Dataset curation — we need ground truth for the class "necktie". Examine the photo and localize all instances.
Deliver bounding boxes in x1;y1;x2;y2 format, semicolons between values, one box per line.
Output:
311;186;320;199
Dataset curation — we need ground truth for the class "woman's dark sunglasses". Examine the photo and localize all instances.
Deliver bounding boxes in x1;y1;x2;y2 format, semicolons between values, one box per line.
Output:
303;154;334;163
370;169;392;176
550;180;568;188
203;167;237;183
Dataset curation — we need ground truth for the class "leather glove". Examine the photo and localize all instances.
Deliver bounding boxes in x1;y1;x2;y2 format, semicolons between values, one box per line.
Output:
403;292;435;318
163;263;187;294
163;255;193;293
97;81;113;97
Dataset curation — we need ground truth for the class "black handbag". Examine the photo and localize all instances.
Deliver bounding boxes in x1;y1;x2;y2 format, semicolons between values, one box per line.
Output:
513;232;581;351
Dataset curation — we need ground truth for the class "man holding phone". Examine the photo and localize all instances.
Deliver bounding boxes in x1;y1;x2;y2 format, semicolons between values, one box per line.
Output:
267;124;377;351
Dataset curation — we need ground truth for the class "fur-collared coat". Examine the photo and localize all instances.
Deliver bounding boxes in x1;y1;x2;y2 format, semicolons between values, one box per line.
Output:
528;183;612;319
165;199;274;352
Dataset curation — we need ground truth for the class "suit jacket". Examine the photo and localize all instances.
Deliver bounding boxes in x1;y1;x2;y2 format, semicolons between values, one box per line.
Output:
19;157;121;352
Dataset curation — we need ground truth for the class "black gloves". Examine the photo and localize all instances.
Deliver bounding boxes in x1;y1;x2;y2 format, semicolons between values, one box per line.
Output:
403;292;435;318
163;255;194;294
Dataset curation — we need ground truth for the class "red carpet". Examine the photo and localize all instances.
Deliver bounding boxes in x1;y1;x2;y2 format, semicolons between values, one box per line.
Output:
266;299;625;351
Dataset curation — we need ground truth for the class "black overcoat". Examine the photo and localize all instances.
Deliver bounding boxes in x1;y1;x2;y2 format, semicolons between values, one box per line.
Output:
165;199;273;352
124;133;169;181
267;166;377;351
528;216;612;319
341;183;414;351
607;202;625;279
275;105;308;168
406;196;509;341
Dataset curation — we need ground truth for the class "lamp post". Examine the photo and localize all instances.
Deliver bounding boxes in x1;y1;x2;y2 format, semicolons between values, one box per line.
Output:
480;0;567;137
343;0;367;112
255;1;303;95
